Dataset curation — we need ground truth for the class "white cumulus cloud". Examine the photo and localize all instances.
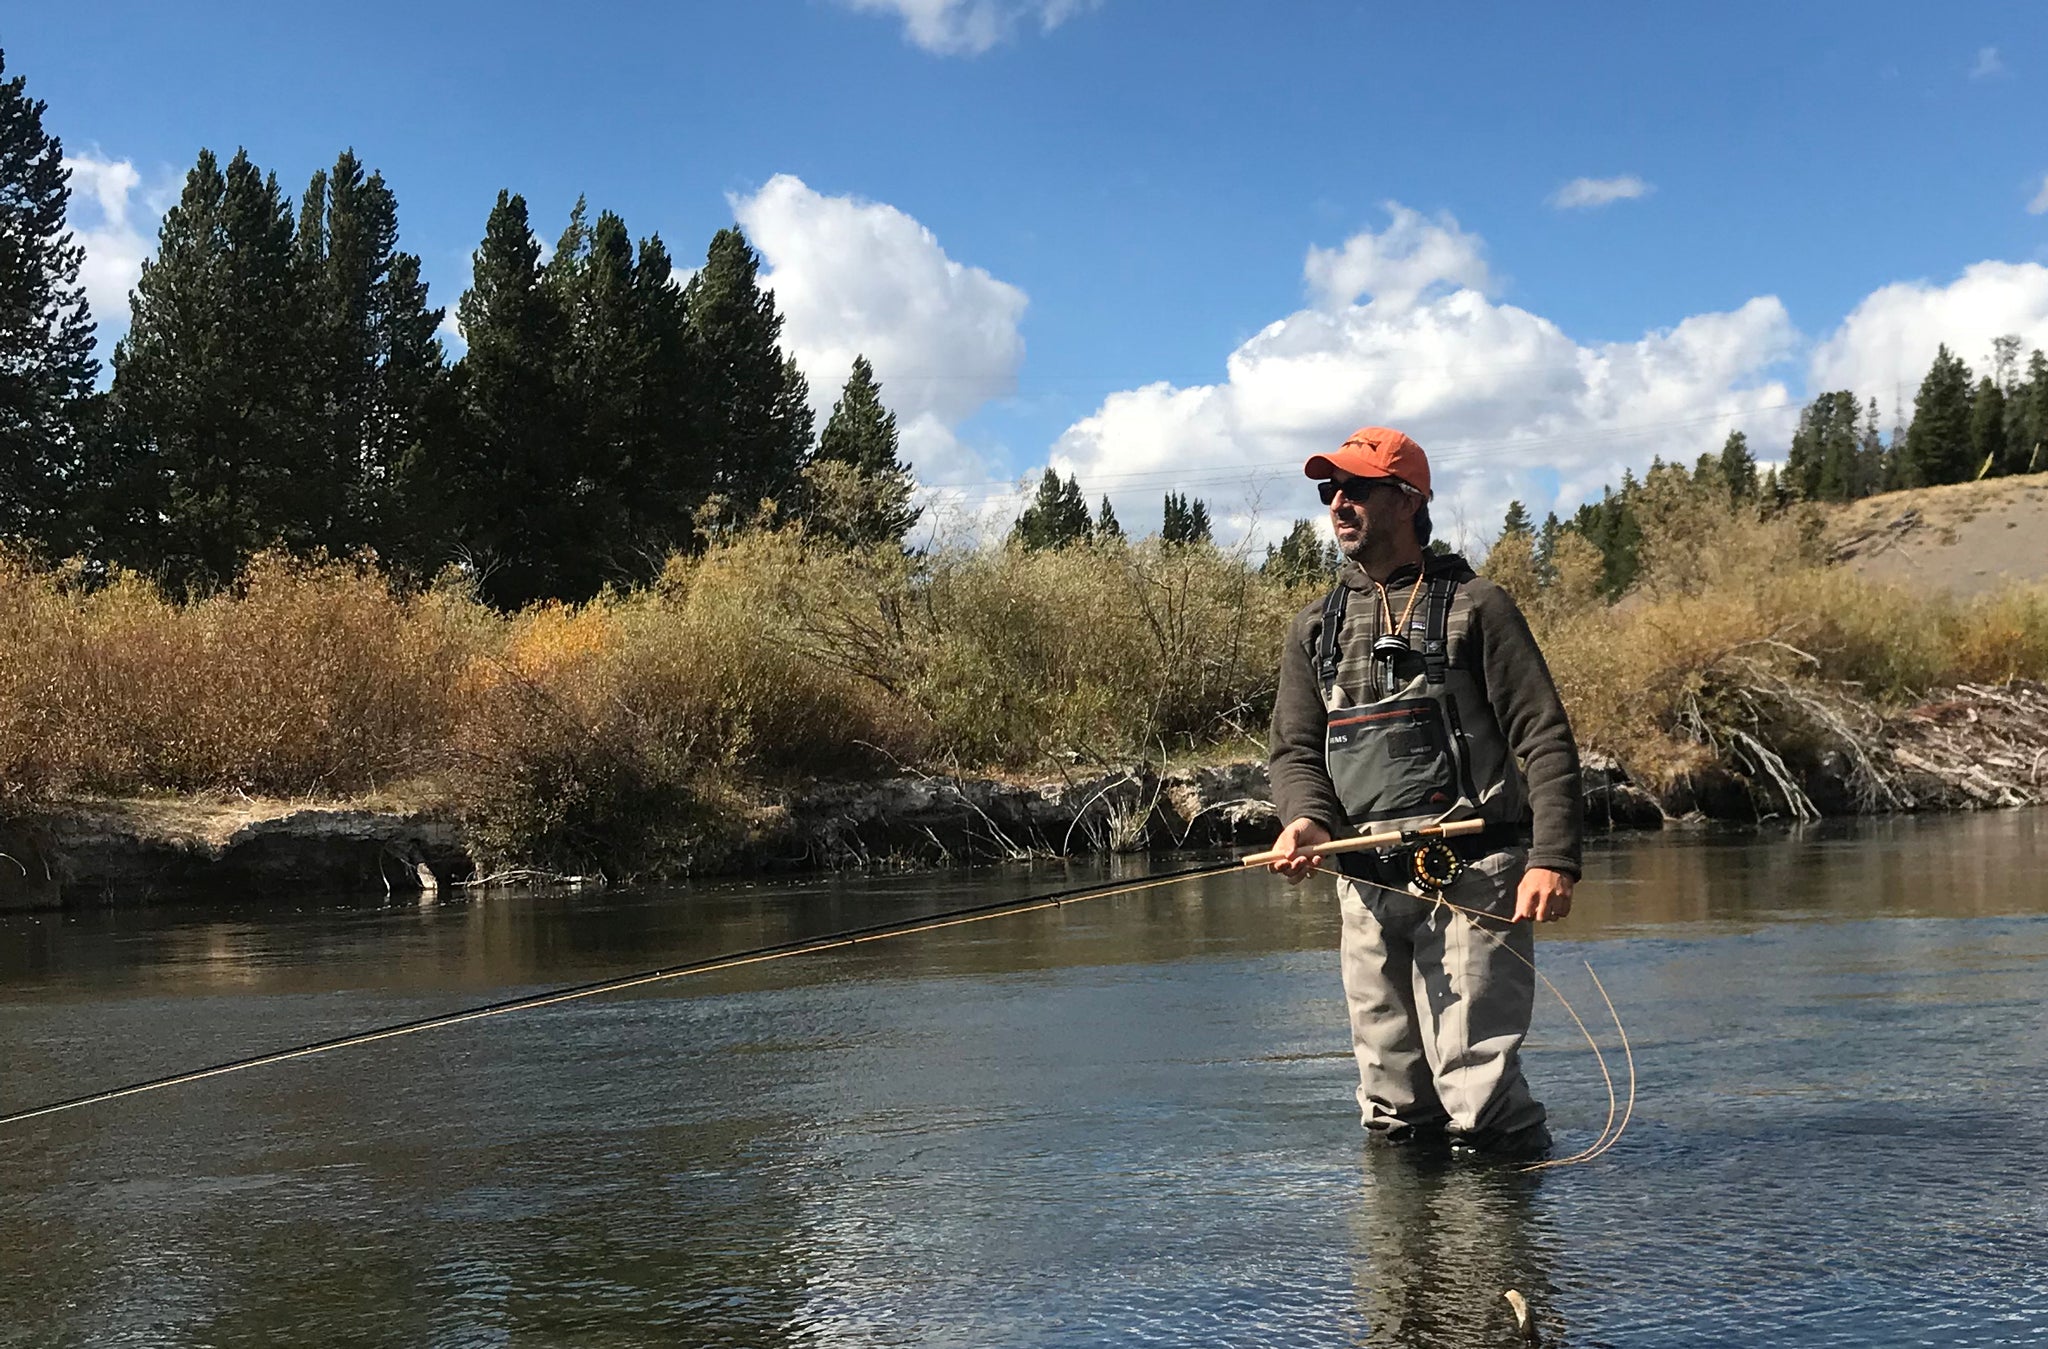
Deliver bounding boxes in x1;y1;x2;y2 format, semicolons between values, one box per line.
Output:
732;173;1028;491
63;153;154;349
837;0;1098;55
1808;261;2048;405
2027;173;2048;215
1045;206;1798;550
1303;204;1492;311
1549;175;1653;210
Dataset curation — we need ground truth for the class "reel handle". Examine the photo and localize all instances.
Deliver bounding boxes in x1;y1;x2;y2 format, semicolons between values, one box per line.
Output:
1240;818;1486;868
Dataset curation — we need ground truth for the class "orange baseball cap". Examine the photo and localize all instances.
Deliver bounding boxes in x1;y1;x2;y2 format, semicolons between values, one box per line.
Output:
1304;426;1433;500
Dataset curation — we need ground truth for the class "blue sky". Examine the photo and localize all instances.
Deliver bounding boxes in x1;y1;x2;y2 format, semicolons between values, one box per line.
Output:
17;1;2048;542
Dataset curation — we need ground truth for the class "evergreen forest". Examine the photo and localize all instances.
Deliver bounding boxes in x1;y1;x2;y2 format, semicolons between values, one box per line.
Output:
0;48;915;607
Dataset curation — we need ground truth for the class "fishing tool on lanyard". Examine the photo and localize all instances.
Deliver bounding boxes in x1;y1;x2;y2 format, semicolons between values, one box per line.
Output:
1370;576;1428;697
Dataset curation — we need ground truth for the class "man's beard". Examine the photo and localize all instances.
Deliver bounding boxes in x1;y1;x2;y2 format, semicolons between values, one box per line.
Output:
1337;512;1389;566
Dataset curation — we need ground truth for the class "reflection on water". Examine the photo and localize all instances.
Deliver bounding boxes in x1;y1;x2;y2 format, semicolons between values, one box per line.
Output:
1352;1151;1559;1348
2;809;2046;1346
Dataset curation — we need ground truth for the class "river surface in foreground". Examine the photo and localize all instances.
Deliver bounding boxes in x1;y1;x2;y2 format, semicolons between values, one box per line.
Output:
3;811;2046;1347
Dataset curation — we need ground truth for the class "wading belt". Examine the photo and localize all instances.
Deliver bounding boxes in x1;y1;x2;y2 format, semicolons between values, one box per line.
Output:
1346;820;1534;892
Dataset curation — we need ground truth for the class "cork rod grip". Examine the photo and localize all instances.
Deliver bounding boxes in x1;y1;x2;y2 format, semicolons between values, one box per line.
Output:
1239;818;1487;868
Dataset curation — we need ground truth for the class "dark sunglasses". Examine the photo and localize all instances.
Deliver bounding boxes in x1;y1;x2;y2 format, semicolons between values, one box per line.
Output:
1317;477;1396;506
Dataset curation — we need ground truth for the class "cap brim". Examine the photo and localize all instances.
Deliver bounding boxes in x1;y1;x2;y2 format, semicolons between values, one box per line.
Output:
1303;454;1340;480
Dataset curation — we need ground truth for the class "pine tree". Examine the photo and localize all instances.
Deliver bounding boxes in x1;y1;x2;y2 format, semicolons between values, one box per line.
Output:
1569;499;1606;562
417;197;703;601
1578;475;1642;597
1990;334;2023;393
1718;430;1757;502
1263;518;1334;586
1818;393;1861;501
684;227;811;530
1162;491;1212;545
1499;499;1532;540
815;356;893;476
542;201;684;593
1886;399;1911;490
1010;469;1090;549
1902;344;1975;487
1760;466;1787;513
1784;407;1818;497
1481;524;1541;600
110;148;312;589
1094;495;1123;541
0;47;98;551
810;355;919;547
626;230;703;544
1535;511;1561;586
293;150;445;558
1788;391;1860;501
775;354;816;492
2015;350;2048;475
422;190;570;606
1967;376;2006;480
1854;398;1886;499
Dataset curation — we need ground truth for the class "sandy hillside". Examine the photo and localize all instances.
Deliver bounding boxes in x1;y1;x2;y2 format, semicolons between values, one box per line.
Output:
1826;471;2048;596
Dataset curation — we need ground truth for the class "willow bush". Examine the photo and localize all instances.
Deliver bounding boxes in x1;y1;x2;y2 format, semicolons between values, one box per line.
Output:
0;552;469;800
907;539;1304;766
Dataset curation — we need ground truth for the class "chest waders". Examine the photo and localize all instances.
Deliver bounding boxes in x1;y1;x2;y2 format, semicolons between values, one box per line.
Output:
1315;576;1510;891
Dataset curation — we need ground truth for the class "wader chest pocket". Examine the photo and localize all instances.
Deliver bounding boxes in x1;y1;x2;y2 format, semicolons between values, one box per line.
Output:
1326;699;1461;819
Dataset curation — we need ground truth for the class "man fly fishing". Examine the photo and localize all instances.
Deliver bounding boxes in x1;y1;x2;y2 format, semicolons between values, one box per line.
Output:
1265;427;1583;1160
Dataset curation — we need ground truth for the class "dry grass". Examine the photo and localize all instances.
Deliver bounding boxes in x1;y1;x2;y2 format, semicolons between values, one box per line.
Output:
6;490;2045;870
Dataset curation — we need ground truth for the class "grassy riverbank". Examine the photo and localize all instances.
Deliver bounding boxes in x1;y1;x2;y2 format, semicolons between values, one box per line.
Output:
5;476;2046;877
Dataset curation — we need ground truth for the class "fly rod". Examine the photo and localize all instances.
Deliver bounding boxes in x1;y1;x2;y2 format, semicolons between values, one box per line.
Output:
0;856;1246;1129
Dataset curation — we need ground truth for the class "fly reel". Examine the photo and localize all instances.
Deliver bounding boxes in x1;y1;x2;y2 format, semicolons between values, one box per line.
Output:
1408;839;1465;893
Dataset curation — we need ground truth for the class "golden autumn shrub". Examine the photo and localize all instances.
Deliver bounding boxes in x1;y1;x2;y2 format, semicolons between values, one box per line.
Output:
0;553;469;799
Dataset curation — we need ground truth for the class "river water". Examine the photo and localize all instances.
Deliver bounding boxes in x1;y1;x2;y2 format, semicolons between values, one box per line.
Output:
3;811;2046;1347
